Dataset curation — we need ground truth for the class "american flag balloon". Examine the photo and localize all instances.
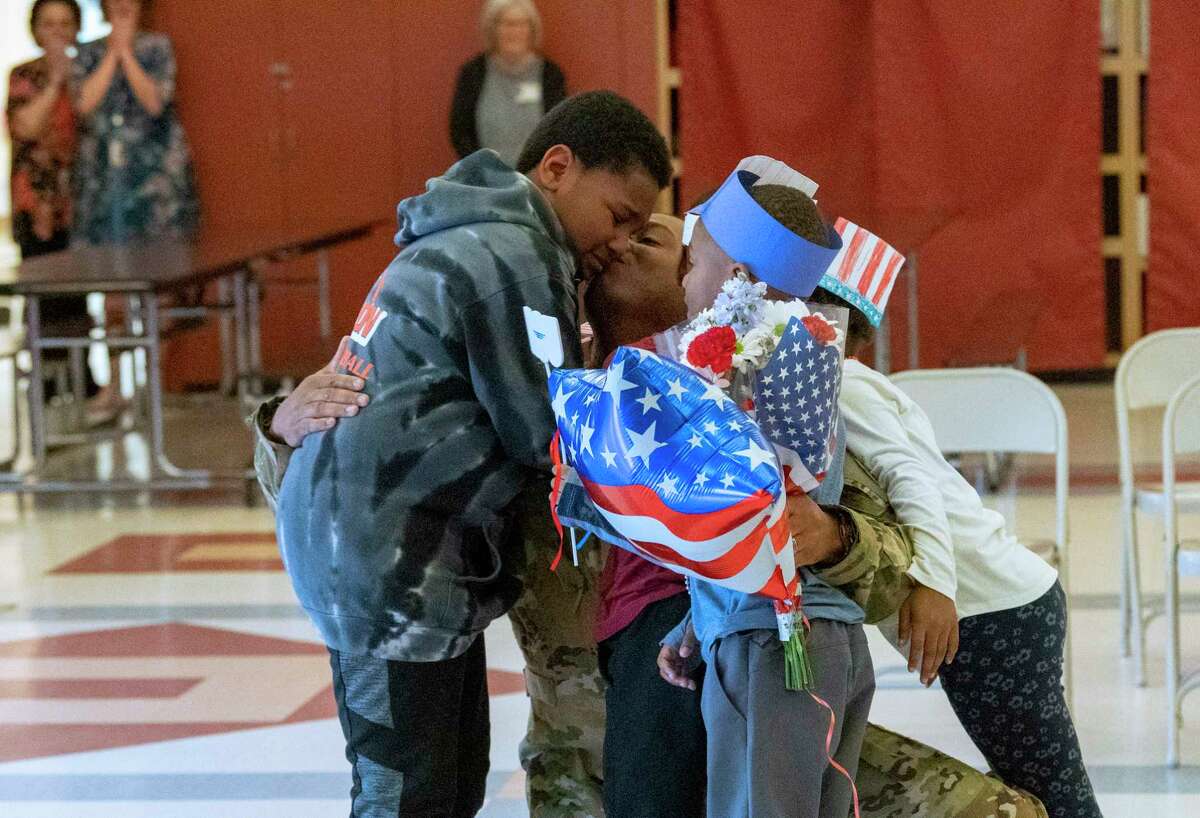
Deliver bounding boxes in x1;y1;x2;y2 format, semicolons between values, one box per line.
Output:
754;316;844;493
550;347;798;602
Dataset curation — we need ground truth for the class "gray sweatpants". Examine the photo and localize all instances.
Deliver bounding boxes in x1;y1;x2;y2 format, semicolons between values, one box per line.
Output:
702;620;874;818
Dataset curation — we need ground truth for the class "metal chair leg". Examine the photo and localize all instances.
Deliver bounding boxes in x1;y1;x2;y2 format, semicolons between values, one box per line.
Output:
1123;498;1148;686
69;346;87;429
1130;530;1147;688
1166;537;1181;767
1120;497;1134;658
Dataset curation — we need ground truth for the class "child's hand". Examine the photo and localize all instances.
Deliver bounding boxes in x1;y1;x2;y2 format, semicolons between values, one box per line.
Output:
899;584;959;687
657;623;699;691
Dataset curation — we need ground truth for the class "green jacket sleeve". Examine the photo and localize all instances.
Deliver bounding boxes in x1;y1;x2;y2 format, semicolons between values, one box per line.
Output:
249;397;291;512
814;452;916;624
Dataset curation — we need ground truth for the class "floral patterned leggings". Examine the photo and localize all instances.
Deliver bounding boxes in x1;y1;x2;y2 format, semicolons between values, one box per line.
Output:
939;582;1104;818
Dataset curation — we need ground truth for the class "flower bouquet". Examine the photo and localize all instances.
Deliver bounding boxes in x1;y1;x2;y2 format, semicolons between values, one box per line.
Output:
660;273;848;493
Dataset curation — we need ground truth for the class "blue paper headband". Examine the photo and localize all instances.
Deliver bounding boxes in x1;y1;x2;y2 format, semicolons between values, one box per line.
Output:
689;170;843;299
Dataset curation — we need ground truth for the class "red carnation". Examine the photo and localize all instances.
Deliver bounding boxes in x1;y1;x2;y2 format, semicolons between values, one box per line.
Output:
802;314;837;344
687;325;737;374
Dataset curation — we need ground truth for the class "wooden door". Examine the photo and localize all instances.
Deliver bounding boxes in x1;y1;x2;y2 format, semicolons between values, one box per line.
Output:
151;0;288;238
274;1;398;236
152;1;288;388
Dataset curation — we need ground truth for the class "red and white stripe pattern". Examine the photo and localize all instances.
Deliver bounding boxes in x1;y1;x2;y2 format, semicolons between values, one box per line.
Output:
820;218;906;326
577;475;799;602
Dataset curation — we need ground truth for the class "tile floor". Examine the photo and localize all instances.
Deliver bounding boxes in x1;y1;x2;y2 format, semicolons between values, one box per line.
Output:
0;383;1198;817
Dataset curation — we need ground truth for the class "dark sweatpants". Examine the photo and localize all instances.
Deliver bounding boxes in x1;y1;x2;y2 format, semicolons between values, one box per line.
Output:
329;637;491;818
939;582;1103;818
599;593;707;818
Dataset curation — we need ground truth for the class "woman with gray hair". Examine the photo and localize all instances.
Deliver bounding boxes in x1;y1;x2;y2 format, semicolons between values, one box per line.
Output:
449;0;567;166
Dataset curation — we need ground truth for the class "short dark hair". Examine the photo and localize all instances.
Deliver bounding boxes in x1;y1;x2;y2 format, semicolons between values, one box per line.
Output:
516;90;672;189
31;0;82;33
808;286;876;352
749;184;830;247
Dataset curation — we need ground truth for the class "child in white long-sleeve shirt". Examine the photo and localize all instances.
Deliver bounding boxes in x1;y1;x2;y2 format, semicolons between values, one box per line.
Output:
808;221;1102;818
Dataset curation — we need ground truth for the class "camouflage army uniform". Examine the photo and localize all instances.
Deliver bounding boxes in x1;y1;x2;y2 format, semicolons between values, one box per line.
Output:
508;489;607;818
253;403;607;818
815;450;916;625
859;724;1049;818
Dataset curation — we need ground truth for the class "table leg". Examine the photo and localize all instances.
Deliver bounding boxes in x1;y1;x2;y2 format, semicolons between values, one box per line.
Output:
248;271;263;391
143;293;168;475
26;296;46;472
217;277;236;395
143;293;205;482
232;269;250;403
69;346;87;429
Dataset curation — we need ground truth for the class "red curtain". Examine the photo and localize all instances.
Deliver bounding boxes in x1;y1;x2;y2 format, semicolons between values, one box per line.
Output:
1147;0;1200;331
679;1;1102;371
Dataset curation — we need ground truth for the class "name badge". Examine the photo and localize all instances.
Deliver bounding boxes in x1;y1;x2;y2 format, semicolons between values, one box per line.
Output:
516;81;542;105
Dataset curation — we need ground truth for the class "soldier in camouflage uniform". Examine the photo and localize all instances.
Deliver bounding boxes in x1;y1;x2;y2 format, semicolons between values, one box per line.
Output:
859;724;1048;818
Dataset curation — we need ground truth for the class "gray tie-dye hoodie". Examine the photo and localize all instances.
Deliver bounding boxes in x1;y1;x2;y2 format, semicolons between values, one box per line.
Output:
276;150;581;662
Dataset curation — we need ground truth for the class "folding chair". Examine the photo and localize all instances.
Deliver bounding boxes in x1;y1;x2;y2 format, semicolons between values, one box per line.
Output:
1163;374;1200;767
1114;328;1200;687
890;367;1072;702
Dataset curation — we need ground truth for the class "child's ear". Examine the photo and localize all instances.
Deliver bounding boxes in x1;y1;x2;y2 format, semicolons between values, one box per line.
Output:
533;144;576;193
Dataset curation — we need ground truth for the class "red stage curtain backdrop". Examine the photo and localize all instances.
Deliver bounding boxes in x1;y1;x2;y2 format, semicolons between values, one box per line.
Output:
1147;1;1200;331
679;1;1102;371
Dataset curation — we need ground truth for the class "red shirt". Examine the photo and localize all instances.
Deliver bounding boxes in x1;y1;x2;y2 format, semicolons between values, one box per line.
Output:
595;548;686;642
592;336;688;642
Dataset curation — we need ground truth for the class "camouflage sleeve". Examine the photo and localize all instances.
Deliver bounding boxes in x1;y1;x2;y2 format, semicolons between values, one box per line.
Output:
813;451;915;624
249;397;291;512
816;507;915;624
858;723;1050;818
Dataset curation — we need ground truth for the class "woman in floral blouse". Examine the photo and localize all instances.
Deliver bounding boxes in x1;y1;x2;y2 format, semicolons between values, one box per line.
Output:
7;0;81;259
73;0;198;244
6;0;99;403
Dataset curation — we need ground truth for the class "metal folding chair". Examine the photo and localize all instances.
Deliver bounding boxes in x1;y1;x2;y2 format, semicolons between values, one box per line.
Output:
1114;328;1200;686
890;367;1072;703
1163;374;1200;767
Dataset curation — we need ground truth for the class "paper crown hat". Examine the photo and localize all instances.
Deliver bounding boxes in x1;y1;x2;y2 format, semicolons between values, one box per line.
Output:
816;217;906;327
683;156;843;299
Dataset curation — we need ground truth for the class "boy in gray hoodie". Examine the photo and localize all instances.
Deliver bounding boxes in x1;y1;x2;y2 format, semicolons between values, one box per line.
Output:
274;91;670;817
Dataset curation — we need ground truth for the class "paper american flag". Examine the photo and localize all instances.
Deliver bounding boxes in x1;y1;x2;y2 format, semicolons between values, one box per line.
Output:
753;316;844;492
